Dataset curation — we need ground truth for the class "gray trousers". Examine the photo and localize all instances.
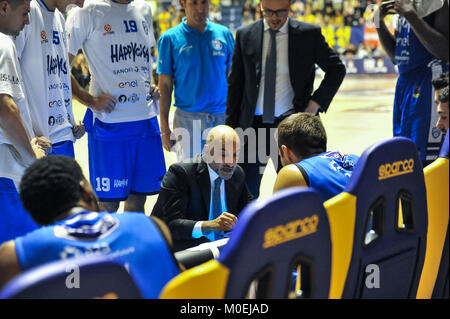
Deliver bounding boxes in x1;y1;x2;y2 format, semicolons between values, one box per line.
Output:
173;108;225;162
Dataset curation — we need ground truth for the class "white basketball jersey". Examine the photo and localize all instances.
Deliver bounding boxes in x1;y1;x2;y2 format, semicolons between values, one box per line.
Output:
66;0;158;124
0;32;35;184
14;0;75;145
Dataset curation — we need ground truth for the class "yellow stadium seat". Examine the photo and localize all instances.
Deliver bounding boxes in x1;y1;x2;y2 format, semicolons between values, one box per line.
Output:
417;132;449;299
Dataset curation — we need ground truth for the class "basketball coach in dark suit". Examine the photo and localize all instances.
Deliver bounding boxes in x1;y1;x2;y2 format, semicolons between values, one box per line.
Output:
152;126;253;252
226;0;346;198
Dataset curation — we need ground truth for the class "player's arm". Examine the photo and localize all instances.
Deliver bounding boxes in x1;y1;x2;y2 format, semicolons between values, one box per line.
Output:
158;73;175;152
151;216;186;271
0;94;44;165
273;164;308;193
69;53;116;113
375;1;397;63
0;240;21;290
397;0;449;63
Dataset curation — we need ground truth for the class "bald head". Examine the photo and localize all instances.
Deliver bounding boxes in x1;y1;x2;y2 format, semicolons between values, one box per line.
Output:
203;125;241;180
205;125;240;145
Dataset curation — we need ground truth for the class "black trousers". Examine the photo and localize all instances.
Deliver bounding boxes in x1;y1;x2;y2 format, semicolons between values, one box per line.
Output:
240;110;294;198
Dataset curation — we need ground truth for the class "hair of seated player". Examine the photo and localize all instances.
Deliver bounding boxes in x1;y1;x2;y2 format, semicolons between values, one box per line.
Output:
432;72;449;90
19;155;85;225
277;112;327;160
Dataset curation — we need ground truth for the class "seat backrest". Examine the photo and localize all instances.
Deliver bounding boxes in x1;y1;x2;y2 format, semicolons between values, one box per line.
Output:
219;187;332;299
417;131;449;299
326;137;428;299
160;188;332;299
0;255;142;299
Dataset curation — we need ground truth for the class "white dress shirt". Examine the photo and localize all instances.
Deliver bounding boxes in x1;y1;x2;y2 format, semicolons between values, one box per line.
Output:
255;18;295;118
192;164;228;240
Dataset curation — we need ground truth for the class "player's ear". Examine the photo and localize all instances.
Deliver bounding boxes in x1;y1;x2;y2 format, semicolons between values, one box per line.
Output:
79;179;98;210
0;1;9;15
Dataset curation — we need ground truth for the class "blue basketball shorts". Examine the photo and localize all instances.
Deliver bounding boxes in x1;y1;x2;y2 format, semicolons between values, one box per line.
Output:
49;140;75;158
0;178;39;245
393;61;448;164
87;116;166;202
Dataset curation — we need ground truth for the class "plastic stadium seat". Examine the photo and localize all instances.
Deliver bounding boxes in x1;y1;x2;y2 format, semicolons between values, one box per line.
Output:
0;255;142;299
324;137;428;299
417;131;449;299
160;188;332;299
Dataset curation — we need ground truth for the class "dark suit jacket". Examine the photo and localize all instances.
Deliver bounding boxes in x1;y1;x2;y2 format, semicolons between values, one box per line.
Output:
151;159;254;252
226;19;346;129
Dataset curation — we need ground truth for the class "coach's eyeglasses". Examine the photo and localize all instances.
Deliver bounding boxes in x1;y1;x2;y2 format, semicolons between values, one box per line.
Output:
261;8;289;18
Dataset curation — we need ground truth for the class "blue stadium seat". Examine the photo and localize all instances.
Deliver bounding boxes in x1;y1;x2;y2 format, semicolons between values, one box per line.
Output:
325;137;428;298
0;255;142;299
160;187;332;299
417;131;448;299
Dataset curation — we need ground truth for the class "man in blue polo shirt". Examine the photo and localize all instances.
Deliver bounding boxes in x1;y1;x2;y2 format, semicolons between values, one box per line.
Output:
157;0;234;162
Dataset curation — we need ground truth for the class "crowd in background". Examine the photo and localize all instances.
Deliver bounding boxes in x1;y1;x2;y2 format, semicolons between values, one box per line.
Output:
154;0;396;59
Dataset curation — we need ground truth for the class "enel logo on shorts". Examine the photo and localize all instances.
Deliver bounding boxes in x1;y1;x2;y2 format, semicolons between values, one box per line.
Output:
378;158;415;180
118;80;138;88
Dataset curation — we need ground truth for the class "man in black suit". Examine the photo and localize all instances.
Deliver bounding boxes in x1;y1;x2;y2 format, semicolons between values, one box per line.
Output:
152;125;253;252
226;0;346;198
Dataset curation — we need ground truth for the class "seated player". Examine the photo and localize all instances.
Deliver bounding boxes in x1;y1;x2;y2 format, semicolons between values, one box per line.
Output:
273;113;360;201
0;156;181;298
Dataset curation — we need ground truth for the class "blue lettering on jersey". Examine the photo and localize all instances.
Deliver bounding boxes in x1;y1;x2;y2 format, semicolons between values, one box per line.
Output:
110;42;149;64
47;55;68;77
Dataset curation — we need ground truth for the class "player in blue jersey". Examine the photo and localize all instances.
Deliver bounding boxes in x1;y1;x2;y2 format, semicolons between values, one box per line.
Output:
376;0;449;165
0;156;182;298
273;113;359;202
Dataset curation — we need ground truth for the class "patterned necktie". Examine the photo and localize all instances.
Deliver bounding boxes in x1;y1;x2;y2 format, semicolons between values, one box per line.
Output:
262;29;278;124
212;177;223;241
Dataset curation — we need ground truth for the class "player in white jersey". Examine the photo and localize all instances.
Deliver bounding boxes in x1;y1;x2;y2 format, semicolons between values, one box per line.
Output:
13;0;85;158
0;0;46;244
66;0;166;213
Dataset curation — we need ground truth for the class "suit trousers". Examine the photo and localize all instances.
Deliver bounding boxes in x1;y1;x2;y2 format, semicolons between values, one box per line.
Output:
240;110;295;198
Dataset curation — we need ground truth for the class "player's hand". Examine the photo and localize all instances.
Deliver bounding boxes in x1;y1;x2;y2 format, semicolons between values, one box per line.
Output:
377;1;396;18
31;136;52;155
31;142;45;159
91;93;116;113
161;128;175;152
72;121;86;139
304;99;320;115
150;85;160;101
394;0;417;19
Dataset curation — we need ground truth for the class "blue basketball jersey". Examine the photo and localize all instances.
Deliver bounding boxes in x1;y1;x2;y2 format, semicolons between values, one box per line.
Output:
395;15;436;74
15;211;180;298
296;151;359;201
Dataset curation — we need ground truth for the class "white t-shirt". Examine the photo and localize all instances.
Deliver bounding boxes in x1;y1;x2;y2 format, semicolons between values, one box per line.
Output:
14;0;75;145
0;32;35;185
66;0;158;124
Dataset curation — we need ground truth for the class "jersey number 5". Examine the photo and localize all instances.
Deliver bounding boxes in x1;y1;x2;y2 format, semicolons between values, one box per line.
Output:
123;20;138;33
53;31;60;45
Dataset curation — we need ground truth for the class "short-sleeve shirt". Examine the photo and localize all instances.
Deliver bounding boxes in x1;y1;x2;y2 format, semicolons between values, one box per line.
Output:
0;32;34;184
157;18;234;114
